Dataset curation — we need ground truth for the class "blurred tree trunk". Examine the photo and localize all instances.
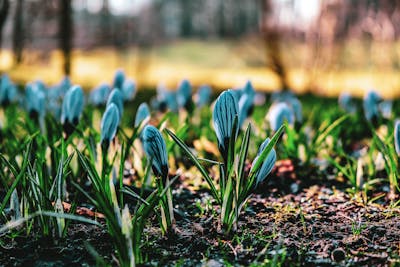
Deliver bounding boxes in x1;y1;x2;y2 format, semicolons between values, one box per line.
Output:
12;0;24;64
59;0;72;75
0;0;10;51
218;0;226;36
260;0;289;91
100;0;112;46
180;0;192;37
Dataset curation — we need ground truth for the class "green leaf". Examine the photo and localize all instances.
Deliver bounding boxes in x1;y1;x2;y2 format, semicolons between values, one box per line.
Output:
237;123;251;190
314;114;349;147
244;124;285;199
165;128;220;204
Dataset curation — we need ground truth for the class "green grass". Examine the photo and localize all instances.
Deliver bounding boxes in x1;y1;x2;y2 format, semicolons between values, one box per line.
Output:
0;88;399;265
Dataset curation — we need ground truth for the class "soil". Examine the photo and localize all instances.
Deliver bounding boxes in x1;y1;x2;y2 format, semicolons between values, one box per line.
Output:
1;162;399;267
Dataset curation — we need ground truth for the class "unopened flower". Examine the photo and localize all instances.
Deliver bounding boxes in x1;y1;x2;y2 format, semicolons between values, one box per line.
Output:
141;125;169;179
213;90;239;159
134;102;150;128
379;100;392;119
251;138;276;186
101;103;120;146
61;85;84;126
177;79;192;110
363;90;381;122
107;89;124;117
395;120;400;156
155;83;178;112
338;92;356;114
25;82;46;119
196;85;211;108
57;76;71;96
287;97;302;123
89;84;110;106
122;79;136;101
238;81;255;128
267;102;294;131
0;75;18;106
112;69;125;90
270;91;302;123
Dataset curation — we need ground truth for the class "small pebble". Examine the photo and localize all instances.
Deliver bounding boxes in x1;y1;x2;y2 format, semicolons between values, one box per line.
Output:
331;247;346;262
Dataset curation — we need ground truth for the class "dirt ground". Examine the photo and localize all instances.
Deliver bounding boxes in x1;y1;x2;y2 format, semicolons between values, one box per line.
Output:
1;163;399;267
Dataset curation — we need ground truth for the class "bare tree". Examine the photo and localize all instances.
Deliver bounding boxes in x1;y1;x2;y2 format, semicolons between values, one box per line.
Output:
0;0;10;51
59;0;72;75
12;0;24;64
260;0;289;90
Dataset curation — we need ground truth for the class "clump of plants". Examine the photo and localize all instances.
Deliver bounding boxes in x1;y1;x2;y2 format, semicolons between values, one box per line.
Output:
167;90;284;234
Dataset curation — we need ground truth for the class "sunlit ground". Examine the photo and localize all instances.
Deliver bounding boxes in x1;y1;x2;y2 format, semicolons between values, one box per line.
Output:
1;38;400;98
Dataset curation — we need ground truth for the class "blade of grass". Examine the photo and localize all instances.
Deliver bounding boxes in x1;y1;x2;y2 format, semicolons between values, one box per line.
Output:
165;128;220;204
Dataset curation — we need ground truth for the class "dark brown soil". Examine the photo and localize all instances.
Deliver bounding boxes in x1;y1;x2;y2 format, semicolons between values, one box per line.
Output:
142;184;400;266
0;223;113;267
1;175;399;266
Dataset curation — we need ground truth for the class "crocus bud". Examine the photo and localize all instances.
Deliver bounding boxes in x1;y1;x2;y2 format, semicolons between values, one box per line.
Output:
101;103;120;147
89;84;110;106
141;125;169;180
122;79;136;101
395;119;400;156
196;85;211;108
379;100;392;119
177;79;192;110
57;76;71;96
107;89;124;118
287;97;302;123
134;102;150;128
238;81;255;128
363;90;381;122
213;90;239;159
267;102;294;131
61;85;84;126
25;82;46;120
112;69;125;90
251;138;276;186
338;92;356;114
0;74;18;106
166;91;178;113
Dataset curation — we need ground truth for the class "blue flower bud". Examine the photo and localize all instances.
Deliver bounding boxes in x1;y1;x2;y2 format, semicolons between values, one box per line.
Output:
267;102;294;131
395;120;400;156
0;75;18;106
89;84;110;106
177;79;192;109
141;125;169;179
101;103;120;144
379;100;392;119
238;81;255;128
271;90;295;102
270;91;302;124
251;138;276;186
25;82;46;119
122;79;136;101
166;91;178;112
363;90;381;122
134;102;150;128
213;90;239;158
196;85;211;108
113;69;125;90
57;76;71;96
46;87;62;118
287;97;302;123
338;92;356;114
61;85;84;125
107;89;124;117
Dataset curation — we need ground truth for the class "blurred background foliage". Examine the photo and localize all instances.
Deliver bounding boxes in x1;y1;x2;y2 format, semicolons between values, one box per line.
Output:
1;0;400;97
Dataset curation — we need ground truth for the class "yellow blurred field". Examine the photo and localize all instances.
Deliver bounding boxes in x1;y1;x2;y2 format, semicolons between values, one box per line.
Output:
1;39;400;98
